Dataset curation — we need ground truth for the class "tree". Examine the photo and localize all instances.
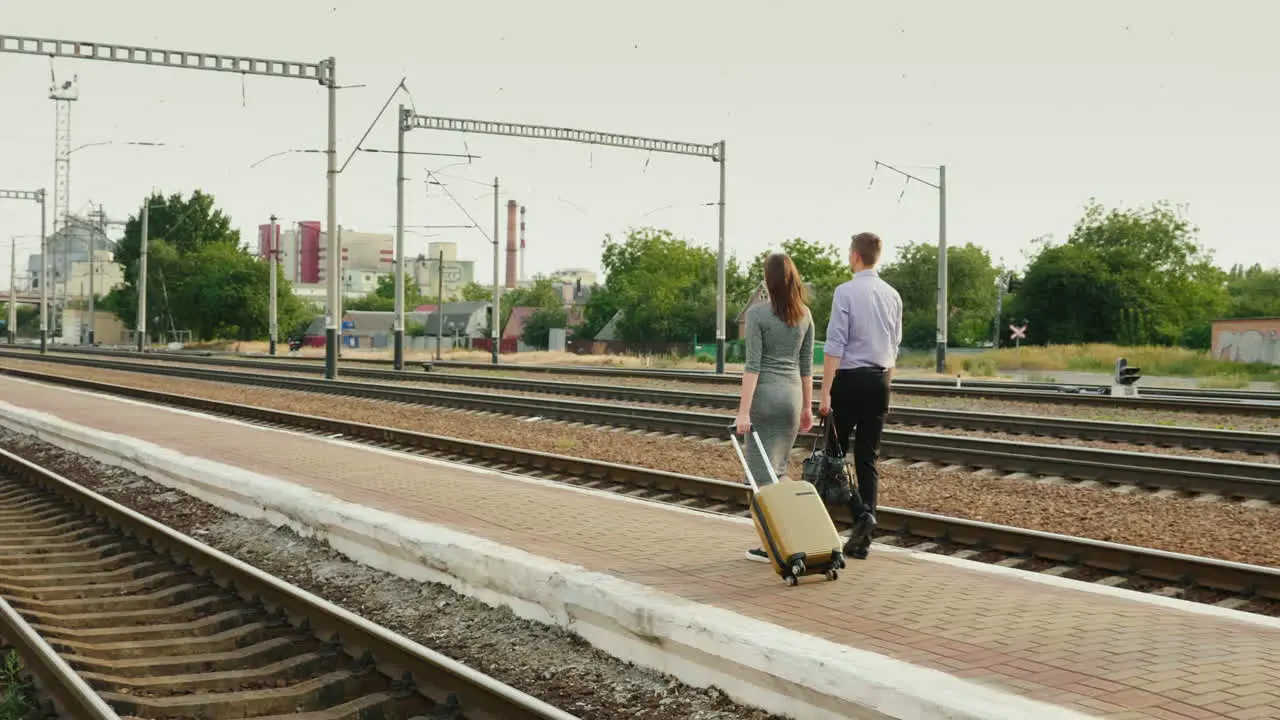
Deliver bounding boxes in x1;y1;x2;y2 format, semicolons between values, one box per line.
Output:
1226;264;1280;319
575;284;619;340
459;282;493;302
1007;243;1115;345
879;242;1001;348
1010;200;1228;346
746;238;849;335
0;304;40;336
103;190;312;341
500;277;562;331
583;227;749;348
522;306;569;349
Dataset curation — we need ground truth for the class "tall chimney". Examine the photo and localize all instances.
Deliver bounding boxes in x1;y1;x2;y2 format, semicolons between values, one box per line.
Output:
505;199;518;289
519;205;526;284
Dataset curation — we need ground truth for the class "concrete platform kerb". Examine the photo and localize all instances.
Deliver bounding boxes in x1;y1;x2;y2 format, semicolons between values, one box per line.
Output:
0;396;1097;720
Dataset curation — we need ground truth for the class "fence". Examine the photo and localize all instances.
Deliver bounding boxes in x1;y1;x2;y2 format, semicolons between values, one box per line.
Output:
470;337;519;354
694;340;825;366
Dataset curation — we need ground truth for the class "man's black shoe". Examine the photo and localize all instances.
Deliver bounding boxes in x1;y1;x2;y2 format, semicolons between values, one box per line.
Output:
851;511;876;542
843;511;876;559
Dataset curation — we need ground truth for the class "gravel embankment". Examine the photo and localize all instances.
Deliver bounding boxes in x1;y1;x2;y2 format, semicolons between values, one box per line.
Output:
435;367;1280;433
3;358;1279;567
0;430;779;720
14;355;1277;463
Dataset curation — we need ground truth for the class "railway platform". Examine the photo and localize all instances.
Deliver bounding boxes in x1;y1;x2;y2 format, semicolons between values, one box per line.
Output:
0;374;1277;720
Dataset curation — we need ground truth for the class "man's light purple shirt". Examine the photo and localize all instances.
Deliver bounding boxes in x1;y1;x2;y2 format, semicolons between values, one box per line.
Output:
823;269;904;370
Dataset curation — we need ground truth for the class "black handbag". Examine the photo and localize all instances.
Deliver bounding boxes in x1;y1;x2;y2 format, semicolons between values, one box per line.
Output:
801;414;856;506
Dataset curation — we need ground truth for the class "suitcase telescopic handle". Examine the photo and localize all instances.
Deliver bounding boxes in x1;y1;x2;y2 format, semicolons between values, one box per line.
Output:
726;425;761;493
727;425;781;490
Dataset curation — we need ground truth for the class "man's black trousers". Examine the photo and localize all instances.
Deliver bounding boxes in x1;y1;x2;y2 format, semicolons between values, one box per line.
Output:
830;367;891;527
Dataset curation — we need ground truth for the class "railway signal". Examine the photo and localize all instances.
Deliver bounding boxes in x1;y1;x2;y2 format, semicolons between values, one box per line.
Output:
1113;357;1142;397
1009;323;1027;349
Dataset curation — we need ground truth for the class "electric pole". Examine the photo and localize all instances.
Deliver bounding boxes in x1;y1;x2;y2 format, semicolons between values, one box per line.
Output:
324;56;339;381
491;177;500;365
38;192;47;354
714;140;727;374
992;271;1011;348
393;105;407;370
138;200;149;352
86;204;105;345
871;160;948;373
7;237;16;345
936;165;948;373
435;249;444;361
269;215;279;355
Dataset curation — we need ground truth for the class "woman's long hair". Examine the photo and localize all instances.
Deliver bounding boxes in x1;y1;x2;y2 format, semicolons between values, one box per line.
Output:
764;253;808;327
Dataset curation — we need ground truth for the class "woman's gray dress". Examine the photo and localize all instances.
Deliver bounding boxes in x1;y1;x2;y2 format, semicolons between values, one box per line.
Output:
742;303;814;486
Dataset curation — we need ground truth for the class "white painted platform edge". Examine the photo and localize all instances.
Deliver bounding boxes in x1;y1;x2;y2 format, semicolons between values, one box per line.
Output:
0;398;1092;720
7;376;1276;632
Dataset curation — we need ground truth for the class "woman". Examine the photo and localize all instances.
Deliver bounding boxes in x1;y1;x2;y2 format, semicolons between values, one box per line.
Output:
734;252;815;563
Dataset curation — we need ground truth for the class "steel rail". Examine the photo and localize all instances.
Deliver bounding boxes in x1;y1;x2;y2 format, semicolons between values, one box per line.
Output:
34;343;1280;403
7;345;1276;415
403;358;1280;404
0;596;120;718
4;368;1277;605
56;351;1280;453
1;349;1276;455
0;448;580;720
0;359;1277;502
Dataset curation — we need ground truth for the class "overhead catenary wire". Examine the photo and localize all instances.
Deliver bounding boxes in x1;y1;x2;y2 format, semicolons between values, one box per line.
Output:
249;147;479;169
338;76;409;173
424;171;492;244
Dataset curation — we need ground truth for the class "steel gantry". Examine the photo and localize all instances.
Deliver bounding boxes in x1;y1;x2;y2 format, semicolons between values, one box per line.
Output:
0;189;48;352
0;35;346;378
395;110;728;371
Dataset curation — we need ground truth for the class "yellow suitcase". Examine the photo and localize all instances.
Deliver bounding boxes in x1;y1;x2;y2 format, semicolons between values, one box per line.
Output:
729;427;846;586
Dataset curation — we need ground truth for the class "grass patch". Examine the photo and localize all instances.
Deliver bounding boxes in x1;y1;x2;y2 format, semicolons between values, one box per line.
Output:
902;344;1279;381
554;437;577;451
960;357;999;377
1196;372;1251;390
0;650;33;720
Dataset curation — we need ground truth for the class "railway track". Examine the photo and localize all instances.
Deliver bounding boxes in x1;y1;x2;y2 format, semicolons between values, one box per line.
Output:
2;349;1279;456
54;351;1280;454
0;360;1277;504
9;346;1279;414
0;449;579;719
3;369;1277;619
426;359;1280;403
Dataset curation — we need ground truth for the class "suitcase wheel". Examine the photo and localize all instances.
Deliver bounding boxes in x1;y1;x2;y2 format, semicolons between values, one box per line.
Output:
785;575;798;587
826;569;839;581
791;561;805;577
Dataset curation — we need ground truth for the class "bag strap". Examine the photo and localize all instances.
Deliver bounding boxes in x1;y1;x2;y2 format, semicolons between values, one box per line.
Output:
822;410;847;457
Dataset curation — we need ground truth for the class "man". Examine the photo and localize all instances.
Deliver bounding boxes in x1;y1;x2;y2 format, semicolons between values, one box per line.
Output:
820;232;903;560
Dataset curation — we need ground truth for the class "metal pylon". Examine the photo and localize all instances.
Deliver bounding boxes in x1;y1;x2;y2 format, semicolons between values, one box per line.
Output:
49;73;77;340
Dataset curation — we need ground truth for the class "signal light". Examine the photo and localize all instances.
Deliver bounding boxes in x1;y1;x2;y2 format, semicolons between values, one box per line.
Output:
1112;357;1142;397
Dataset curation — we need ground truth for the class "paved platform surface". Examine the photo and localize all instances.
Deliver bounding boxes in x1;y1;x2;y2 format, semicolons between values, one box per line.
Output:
2;376;1279;719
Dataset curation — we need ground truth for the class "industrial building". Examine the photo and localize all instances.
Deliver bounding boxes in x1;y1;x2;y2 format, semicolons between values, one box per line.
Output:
264;223;393;287
24;220;120;301
261;223;477;302
411;242;476;300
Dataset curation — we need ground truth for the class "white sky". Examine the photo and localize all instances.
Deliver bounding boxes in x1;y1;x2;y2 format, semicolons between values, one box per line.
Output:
1;0;1277;291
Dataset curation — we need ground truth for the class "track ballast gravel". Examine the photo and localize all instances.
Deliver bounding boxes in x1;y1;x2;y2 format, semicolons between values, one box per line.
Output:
3;358;1279;568
13;355;1278;464
436;367;1280;433
0;430;779;720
